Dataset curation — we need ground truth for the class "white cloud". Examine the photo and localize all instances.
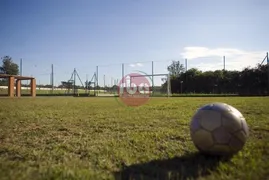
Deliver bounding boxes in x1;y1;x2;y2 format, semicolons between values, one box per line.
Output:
181;46;267;71
129;63;144;67
136;63;143;67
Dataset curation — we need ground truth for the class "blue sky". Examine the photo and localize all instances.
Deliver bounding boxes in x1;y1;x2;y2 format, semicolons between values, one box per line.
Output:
0;0;268;86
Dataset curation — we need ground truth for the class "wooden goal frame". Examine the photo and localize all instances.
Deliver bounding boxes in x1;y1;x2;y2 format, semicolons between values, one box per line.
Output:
0;74;36;97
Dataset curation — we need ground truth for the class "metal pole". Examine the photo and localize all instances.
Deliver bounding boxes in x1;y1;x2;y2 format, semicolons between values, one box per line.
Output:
122;63;124;80
50;73;51;90
103;74;106;93
185;59;188;72
104;75;106;88
96;66;99;95
152;61;154;95
49;66;51;92
111;77;113;93
73;68;76;95
223;56;226;70
94;73;96;96
267;52;269;95
114;79;116;94
185;59;188;93
167;74;169;98
20;58;22;76
51;64;54;94
86;74;88;93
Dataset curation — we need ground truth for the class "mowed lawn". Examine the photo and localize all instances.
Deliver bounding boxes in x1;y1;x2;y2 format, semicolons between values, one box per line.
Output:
0;97;268;180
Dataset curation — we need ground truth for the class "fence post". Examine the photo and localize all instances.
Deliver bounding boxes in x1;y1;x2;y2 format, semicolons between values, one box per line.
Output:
122;63;124;80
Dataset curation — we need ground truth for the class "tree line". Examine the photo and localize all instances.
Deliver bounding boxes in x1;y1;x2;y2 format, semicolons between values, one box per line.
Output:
163;60;269;95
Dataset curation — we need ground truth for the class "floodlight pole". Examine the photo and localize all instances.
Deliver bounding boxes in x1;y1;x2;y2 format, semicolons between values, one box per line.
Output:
51;64;54;94
152;61;154;95
267;52;269;95
20;58;23;76
96;66;98;95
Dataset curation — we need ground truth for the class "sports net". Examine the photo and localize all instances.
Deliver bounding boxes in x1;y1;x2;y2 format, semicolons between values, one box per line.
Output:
96;61;172;97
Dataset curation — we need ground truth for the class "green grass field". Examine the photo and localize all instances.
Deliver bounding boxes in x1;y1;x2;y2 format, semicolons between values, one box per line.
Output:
0;97;268;180
0;88;239;98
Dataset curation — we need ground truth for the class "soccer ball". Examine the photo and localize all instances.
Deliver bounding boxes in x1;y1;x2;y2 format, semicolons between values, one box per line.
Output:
190;102;249;156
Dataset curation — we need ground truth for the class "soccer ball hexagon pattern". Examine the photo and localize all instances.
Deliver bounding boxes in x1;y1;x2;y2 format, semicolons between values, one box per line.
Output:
190;102;249;156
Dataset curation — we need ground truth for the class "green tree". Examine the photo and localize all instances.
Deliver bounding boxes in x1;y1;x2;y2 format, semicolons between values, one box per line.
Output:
167;60;185;78
166;63;267;95
0;56;19;75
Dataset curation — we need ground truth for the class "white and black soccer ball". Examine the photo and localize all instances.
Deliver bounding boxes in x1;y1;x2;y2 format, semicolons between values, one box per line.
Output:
190;102;249;156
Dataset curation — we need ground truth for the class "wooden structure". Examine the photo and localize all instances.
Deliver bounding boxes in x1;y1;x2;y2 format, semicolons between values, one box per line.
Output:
0;74;36;97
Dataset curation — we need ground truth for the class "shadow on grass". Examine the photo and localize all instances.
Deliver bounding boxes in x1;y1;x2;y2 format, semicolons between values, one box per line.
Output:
114;152;232;180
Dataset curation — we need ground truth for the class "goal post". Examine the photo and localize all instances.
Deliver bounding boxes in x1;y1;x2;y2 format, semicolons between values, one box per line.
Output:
129;73;171;97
